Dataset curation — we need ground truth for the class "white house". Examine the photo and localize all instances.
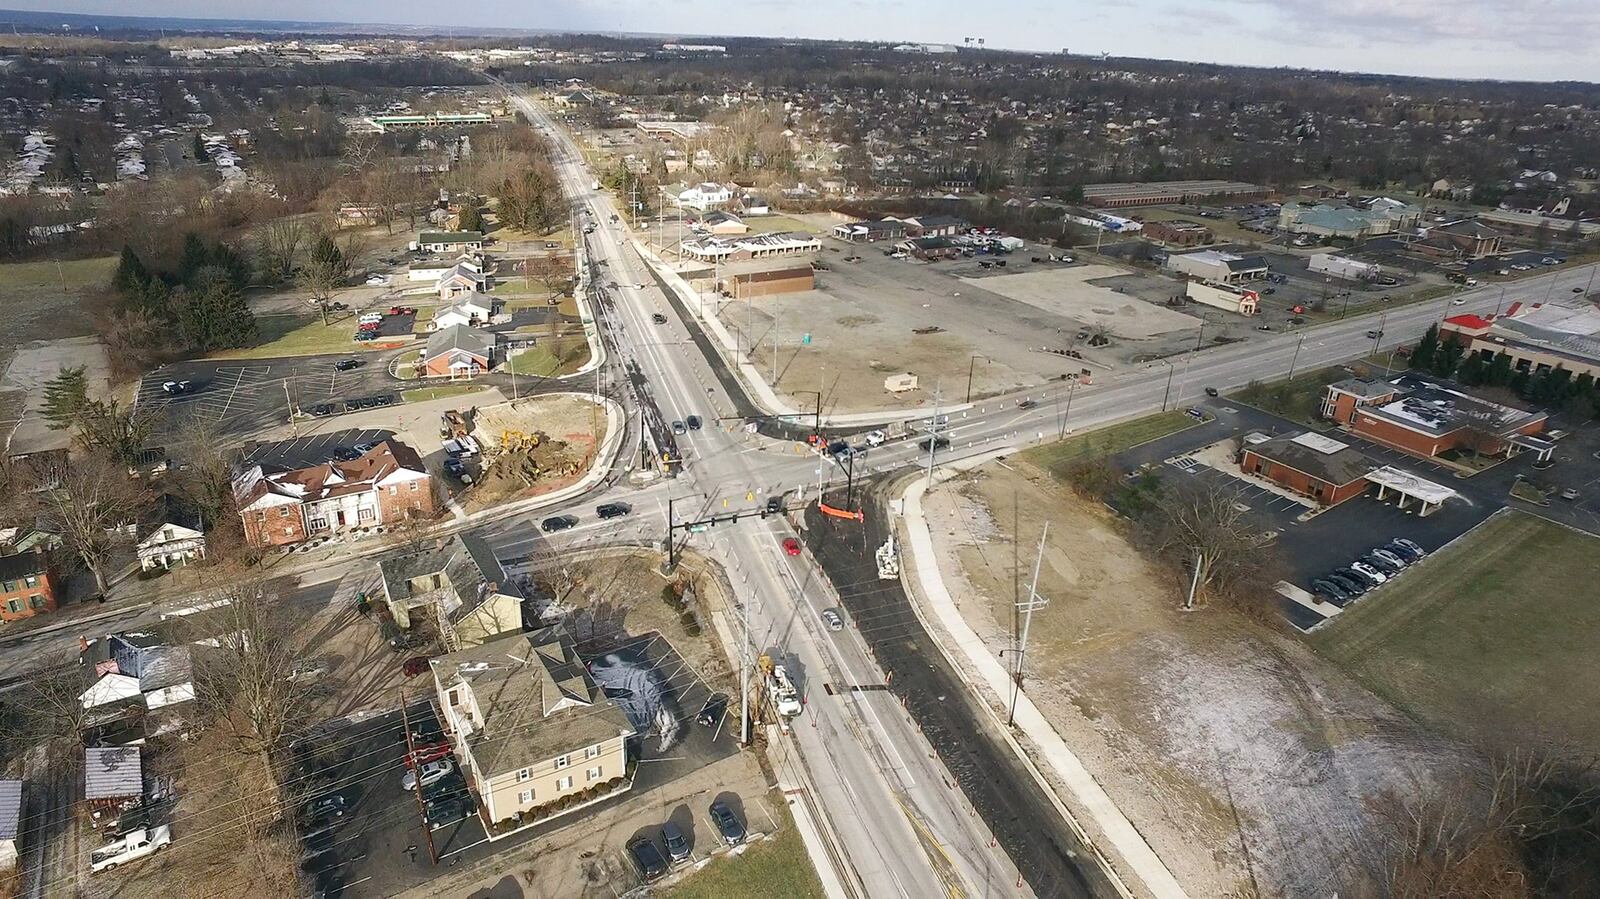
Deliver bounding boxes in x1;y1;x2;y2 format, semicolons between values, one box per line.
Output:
432;296;494;331
136;522;206;571
436;263;488;301
676;182;733;210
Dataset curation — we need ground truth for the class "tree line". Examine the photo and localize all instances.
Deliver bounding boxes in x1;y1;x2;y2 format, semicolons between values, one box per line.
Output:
1410;324;1600;416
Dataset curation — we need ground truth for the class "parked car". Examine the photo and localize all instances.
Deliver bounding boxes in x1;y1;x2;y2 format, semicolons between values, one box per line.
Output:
697;693;728;727
332;447;362;462
161;380;193;395
686;415;702;431
1338;565;1382;587
1185;407;1206;421
91;827;172;874
424;795;471;830
596;502;631;520
1310;578;1352;604
652;312;668;324
1360;553;1403;575
662;821;692;864
1370;548;1410;570
627;836;669;882
709;801;746;845
541;515;578;533
821;607;844;631
1561;487;1581;501
359;313;384;324
782;537;802;556
304;794;348;821
334;358;360;371
309;404;334;417
1326;572;1367;596
402;759;455;792
1390;537;1426;558
402;656;432;678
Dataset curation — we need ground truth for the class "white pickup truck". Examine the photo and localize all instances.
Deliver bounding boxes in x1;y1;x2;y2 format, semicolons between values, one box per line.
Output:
91;826;172;873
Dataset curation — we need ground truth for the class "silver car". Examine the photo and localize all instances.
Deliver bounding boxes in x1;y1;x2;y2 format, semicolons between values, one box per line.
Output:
821;608;845;631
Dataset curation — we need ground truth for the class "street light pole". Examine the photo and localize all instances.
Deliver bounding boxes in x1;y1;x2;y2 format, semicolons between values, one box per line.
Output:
1160;360;1175;411
1288;333;1306;380
965;354;989;404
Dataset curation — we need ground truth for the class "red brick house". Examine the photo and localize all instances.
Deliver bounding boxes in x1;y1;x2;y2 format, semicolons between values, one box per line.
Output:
234;439;435;549
423;325;496;380
0;548;59;623
1239;433;1376;508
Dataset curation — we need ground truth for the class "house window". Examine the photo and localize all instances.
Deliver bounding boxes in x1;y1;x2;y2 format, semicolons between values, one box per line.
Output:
28;595;45;609
518;789;533;805
358;507;375;522
5;600;19;613
279;507;291;518
308;519;328;532
556;775;573;791
1;581;14;593
410;481;419;491
517;767;531;782
586;766;602;782
23;575;37;587
447;688;461;706
585;744;600;760
554;755;569;770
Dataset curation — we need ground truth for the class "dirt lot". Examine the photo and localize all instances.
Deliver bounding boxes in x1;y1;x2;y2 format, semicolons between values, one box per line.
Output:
920;458;1466;897
467;394;610;507
711;239;1200;415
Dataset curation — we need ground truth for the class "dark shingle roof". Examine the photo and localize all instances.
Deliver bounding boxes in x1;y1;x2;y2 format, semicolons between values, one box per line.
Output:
1250;434;1376;487
0;780;20;840
425;324;495;361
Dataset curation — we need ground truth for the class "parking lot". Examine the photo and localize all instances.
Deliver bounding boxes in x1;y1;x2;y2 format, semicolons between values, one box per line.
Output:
295;631;745;897
135;353;402;444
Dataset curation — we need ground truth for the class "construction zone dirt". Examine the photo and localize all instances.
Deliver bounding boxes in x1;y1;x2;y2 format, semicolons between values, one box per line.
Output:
467;393;608;507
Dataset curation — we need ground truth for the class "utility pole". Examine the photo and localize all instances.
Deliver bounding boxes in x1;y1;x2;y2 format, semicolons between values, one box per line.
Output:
740;560;751;745
1160;360;1175;411
1183;548;1202;611
399;693;438;864
1007;523;1050;727
1058;375;1079;439
1288;332;1306;380
965;354;989;404
283;379;298;435
924;381;943;488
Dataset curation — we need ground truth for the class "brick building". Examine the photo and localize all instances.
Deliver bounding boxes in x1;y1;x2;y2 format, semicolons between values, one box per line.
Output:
1239;432;1376;507
1321;374;1550;460
0;548;58;623
234;439;435;549
1143;219;1213;247
721;266;815;298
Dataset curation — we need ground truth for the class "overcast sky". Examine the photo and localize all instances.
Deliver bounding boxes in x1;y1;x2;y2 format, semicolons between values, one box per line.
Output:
18;0;1600;83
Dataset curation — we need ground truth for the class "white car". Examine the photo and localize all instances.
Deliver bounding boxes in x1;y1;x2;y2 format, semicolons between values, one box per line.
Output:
359;313;384;324
91;826;172;873
365;275;388;287
1349;561;1388;584
863;429;886;447
402;759;455;792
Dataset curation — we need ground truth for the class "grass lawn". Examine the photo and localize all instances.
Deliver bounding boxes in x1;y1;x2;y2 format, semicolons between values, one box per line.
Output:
1;254;117;293
402;384;491;403
507;335;591;377
1313;510;1600;750
747;214;820;235
1230;365;1348;427
1021;410;1197;479
209;314;394;360
663;821;823;899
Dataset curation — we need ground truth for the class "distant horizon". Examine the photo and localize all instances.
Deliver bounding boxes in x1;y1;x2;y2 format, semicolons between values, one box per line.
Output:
2;2;1599;86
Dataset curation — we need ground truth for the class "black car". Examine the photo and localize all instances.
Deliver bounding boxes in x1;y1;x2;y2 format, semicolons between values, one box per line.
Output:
627;836;668;882
686;415;702;431
1017;399;1037;409
696;693;728;727
334;359;360;371
763;495;784;516
309;404;334;417
1361;553;1403;575
424;795;470;830
709;801;745;846
1324;572;1365;596
918;436;951;451
303;794;348;822
540;515;578;533
1333;568;1376;590
596;502;631;520
1383;540;1423;562
343;400;361;413
332;447;362;462
662;821;691;864
1310;578;1351;604
652;313;668;324
443;458;469;478
373;394;395;406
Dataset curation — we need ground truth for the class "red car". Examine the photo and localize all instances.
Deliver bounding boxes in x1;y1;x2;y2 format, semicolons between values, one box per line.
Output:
389;306;416;316
402;656;431;677
782;537;802;556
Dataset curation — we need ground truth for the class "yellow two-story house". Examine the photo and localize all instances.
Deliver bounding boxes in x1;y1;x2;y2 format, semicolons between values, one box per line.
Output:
432;625;634;832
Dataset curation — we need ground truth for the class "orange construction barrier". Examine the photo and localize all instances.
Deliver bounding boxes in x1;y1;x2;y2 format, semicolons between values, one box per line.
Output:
818;503;864;522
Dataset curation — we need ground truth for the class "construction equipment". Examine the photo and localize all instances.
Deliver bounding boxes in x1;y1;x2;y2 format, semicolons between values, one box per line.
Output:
439;409;469;439
769;663;802;719
498;429;542;453
876;534;901;580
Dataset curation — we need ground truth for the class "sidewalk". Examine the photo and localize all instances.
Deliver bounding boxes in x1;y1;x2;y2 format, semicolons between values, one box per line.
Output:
896;466;1189;899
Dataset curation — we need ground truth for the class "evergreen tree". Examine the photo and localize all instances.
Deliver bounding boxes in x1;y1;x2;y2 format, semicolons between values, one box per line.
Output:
1431;335;1464;378
309;234;343;272
41;366;88;430
1455;353;1487;386
177;232;211;285
111;245;149;295
1486;352;1513;387
209;240;252;289
175;269;257;350
1409;323;1439;372
192;131;205;161
456;203;483;233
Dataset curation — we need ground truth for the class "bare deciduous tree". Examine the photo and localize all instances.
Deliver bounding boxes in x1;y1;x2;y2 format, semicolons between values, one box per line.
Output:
29;453;150;594
189;581;313;758
1132;480;1277;608
256;217;306;284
